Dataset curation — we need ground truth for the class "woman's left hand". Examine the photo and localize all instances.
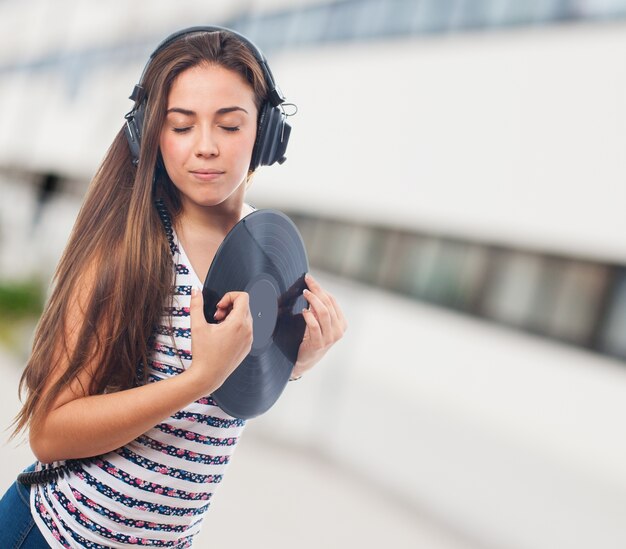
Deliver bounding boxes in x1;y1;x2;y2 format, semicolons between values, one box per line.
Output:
291;273;348;379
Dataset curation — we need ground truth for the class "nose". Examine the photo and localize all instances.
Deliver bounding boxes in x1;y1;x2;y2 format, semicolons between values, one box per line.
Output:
195;125;219;158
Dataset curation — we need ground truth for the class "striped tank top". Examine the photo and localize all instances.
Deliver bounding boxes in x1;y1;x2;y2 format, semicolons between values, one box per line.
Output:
30;215;247;548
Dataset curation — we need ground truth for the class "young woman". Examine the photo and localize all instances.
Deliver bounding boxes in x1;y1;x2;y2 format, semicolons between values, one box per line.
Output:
0;27;347;548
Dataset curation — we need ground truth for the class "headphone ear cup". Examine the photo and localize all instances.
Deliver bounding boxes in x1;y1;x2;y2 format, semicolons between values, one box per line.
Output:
250;102;270;171
250;102;291;171
124;102;146;166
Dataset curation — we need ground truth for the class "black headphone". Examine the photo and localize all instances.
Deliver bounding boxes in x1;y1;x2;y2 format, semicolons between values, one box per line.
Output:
124;25;293;171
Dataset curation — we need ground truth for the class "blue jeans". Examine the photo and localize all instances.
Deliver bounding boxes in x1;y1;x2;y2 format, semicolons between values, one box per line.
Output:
0;464;49;548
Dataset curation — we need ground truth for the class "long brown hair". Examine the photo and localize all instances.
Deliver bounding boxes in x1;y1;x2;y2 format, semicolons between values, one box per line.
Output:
12;30;268;438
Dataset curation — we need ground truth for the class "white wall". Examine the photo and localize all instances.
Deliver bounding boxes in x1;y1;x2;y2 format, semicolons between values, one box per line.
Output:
250;22;626;263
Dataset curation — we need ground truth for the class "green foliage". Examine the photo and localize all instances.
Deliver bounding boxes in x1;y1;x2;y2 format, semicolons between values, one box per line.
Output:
0;280;44;318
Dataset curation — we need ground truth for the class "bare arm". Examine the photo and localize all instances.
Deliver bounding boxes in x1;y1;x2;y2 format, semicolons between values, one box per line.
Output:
30;288;252;463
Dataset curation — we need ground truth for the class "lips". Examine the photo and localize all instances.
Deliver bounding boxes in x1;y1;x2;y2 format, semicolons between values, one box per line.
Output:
190;169;224;175
189;169;225;181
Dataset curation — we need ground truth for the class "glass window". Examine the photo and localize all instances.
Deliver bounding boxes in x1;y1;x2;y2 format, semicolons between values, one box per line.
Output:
495;1;539;26
233;14;263;45
380;232;427;295
483;0;510;25
451;0;501;30
324;0;370;42
290;214;318;251
248;10;295;51
547;261;610;344
599;269;626;359
295;220;391;285
413;0;461;34
502;0;578;26
576;0;626;20
411;237;444;299
233;0;626;49
297;216;325;270
288;209;624;361
524;256;565;334
377;0;422;37
340;224;390;285
413;239;489;309
306;219;353;274
481;251;544;328
288;4;332;47
457;243;491;311
532;0;573;23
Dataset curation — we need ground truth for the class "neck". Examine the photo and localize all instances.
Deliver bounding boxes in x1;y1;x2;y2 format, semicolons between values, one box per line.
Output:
174;192;252;242
172;192;253;282
179;200;240;236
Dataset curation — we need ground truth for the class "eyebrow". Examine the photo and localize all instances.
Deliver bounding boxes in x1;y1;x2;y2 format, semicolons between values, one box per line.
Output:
217;106;249;115
166;107;194;116
166;106;249;116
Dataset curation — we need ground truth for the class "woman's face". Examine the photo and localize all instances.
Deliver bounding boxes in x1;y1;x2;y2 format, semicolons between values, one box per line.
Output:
159;63;258;211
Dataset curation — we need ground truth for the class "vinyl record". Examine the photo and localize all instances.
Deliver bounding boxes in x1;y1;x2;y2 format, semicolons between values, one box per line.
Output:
202;209;309;419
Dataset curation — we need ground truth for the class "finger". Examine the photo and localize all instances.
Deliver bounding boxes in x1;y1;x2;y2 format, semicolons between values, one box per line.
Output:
305;273;337;317
217;291;248;310
305;290;344;341
326;292;348;333
306;274;347;335
305;273;329;300
318;289;342;329
212;291;247;322
303;289;332;337
218;292;251;324
213;300;233;321
213;308;228;321
216;291;235;309
190;288;206;327
302;307;324;348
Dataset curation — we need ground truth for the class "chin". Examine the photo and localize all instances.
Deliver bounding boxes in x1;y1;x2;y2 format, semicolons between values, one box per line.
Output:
192;192;241;209
177;180;246;210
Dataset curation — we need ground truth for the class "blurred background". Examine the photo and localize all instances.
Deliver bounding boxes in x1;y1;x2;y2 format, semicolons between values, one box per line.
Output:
2;0;626;547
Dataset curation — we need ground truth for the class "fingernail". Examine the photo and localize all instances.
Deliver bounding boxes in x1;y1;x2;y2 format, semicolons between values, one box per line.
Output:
303;289;309;294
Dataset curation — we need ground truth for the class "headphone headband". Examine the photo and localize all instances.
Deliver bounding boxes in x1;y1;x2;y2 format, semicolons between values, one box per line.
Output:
130;25;285;108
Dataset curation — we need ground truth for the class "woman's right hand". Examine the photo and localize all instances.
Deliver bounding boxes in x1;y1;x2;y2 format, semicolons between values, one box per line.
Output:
29;281;254;463
187;288;253;394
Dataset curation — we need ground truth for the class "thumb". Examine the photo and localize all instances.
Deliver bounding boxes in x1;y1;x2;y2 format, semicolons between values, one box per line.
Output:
190;287;208;326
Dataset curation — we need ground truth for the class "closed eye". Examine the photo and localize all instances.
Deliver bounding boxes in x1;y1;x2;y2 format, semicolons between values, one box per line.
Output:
220;126;240;132
172;127;192;133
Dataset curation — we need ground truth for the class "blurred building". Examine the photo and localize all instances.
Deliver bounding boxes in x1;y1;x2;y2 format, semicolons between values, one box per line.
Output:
2;1;626;548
